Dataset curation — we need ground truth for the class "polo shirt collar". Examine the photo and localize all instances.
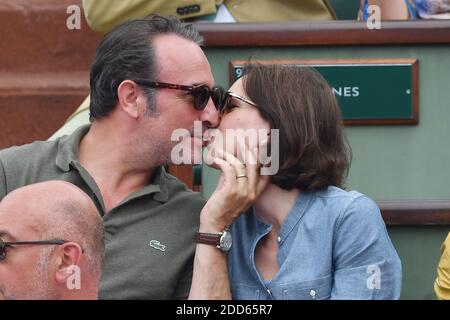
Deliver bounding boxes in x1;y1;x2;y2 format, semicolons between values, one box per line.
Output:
55;124;169;203
55;124;90;172
125;166;170;203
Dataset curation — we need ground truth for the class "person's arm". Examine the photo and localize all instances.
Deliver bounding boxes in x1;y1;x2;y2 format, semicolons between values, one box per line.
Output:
435;233;450;300
331;196;402;299
82;0;218;34
189;231;232;299
366;0;411;20
188;146;269;299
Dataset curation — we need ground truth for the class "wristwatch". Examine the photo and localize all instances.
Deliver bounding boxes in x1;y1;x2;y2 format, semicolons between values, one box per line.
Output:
195;229;232;253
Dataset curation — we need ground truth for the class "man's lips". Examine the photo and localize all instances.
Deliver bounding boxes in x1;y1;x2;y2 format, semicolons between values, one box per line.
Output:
187;128;214;148
185;135;209;148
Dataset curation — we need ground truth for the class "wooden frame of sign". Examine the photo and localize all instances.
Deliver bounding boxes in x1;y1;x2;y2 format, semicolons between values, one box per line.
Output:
229;58;419;126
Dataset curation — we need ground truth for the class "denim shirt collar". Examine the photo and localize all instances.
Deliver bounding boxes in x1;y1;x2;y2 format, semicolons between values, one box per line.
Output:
252;191;314;245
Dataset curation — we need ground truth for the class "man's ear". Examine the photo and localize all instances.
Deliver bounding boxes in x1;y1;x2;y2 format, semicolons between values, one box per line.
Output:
54;242;83;285
117;80;140;119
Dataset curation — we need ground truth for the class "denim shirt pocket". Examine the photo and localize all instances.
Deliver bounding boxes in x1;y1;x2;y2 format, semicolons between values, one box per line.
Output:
231;284;262;300
282;274;332;300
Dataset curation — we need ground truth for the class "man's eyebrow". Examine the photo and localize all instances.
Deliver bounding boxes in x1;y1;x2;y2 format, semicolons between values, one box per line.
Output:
191;82;212;87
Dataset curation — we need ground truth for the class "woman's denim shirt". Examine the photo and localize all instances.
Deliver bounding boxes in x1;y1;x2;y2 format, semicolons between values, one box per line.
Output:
228;186;402;300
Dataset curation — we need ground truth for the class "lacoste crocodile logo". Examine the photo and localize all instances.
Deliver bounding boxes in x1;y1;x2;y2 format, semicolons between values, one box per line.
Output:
149;240;166;252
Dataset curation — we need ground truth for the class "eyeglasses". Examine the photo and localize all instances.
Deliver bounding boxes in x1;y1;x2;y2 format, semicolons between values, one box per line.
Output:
0;237;67;261
218;91;257;115
134;80;224;111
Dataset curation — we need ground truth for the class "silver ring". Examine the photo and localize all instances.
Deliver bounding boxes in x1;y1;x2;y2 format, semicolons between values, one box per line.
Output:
236;174;247;179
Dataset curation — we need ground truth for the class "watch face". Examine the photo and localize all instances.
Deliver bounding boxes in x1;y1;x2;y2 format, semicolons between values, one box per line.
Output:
220;231;232;252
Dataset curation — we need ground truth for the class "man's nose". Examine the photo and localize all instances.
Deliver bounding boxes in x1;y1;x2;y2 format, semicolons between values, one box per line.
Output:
200;98;220;128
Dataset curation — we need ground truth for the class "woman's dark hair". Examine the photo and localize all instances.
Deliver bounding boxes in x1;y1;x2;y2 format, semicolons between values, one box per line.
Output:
242;63;351;192
89;15;203;120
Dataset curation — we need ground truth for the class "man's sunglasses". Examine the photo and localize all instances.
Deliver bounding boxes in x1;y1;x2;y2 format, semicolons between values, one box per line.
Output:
218;91;257;115
134;80;224;111
0;237;67;261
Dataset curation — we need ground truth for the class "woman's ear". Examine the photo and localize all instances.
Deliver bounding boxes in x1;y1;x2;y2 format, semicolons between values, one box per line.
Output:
54;242;83;285
117;80;140;119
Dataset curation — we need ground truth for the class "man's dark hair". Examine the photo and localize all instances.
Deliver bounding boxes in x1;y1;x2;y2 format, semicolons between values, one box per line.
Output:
243;63;351;192
89;15;203;120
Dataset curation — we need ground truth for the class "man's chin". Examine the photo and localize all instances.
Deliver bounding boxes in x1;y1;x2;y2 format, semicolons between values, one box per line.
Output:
190;137;204;165
170;136;203;165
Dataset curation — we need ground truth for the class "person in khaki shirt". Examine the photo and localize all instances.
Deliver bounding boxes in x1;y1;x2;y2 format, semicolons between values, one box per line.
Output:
83;0;336;34
50;0;336;140
435;232;450;299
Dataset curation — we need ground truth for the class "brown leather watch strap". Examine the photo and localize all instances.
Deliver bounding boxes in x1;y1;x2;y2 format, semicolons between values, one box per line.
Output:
195;232;220;246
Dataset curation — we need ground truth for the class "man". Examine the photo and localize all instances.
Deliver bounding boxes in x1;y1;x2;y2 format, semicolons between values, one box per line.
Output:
1;15;264;299
50;0;337;139
0;181;104;300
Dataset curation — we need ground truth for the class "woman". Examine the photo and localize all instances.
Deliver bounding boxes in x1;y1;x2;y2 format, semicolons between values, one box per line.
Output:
206;64;402;300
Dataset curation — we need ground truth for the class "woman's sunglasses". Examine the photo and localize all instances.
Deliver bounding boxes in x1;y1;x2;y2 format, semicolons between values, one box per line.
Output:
218;91;257;115
134;80;224;111
0;237;67;261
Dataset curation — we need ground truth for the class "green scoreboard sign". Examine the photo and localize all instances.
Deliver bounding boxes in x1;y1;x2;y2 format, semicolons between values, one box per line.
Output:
230;59;419;125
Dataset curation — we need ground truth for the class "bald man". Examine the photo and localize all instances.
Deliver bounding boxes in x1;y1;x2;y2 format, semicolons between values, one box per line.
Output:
0;181;104;300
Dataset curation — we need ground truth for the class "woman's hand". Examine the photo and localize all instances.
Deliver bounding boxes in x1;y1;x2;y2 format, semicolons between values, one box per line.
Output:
200;139;269;232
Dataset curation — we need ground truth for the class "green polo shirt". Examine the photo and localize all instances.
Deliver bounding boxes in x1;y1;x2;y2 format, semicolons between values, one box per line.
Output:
0;125;205;299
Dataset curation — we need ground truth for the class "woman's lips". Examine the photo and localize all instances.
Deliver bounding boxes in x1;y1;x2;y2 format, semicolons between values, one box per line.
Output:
202;134;216;148
202;136;210;147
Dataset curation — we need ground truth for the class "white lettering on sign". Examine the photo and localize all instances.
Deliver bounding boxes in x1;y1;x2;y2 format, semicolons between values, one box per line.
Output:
332;87;360;97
